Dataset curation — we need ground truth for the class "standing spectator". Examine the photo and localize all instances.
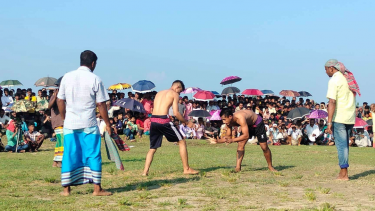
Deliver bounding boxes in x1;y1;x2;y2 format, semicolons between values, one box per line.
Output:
305;119;320;145
184;97;192;120
143;114;151;135
178;98;186;118
141;94;153;115
48;87;64;168
325;59;357;181
57;50;112;196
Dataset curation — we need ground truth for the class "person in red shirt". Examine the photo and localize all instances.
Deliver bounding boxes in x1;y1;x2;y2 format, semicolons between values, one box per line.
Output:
136;112;147;138
141;94;154;115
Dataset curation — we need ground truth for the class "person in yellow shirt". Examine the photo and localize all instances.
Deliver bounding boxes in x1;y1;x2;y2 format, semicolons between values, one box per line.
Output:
325;59;356;181
24;89;37;102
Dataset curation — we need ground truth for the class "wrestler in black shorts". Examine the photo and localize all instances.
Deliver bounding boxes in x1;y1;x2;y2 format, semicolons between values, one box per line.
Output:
249;121;268;143
149;115;183;149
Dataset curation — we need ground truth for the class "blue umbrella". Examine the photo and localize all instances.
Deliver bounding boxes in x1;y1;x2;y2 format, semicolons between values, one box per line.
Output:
298;91;312;97
114;98;146;113
261;90;274;95
132;80;155;93
211;91;219;95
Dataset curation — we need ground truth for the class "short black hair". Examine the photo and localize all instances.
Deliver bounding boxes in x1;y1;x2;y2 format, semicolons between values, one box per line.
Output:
80;50;98;67
172;80;185;91
220;108;233;117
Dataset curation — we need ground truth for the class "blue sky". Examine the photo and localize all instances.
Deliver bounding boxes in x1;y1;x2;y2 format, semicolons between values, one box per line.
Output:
1;1;374;104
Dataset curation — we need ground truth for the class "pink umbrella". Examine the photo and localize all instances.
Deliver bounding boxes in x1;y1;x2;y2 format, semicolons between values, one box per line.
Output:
182;87;202;94
220;76;242;85
354;117;368;128
193;90;215;101
279;90;300;97
207;110;221;121
242;89;263;96
309;110;328;119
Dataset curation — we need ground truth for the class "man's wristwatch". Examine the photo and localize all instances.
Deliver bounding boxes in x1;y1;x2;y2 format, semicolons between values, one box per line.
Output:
327;122;332;125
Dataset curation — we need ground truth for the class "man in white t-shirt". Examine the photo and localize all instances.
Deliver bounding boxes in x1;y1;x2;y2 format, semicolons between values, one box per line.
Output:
305;119;320;145
288;125;302;146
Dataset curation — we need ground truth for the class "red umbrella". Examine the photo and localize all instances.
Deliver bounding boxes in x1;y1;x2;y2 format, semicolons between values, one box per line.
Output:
193;90;215;101
242;89;264;96
279;90;300;97
354;118;368;128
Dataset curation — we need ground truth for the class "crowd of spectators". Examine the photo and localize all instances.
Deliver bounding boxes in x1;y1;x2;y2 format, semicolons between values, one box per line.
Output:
0;87;373;153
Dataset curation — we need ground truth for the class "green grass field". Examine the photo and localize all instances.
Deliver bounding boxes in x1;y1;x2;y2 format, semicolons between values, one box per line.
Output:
1;137;375;211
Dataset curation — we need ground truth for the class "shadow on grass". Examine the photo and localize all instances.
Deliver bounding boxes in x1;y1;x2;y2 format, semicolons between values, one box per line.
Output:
350;170;375;180
251;165;295;171
108;176;201;193
198;166;233;172
102;158;145;165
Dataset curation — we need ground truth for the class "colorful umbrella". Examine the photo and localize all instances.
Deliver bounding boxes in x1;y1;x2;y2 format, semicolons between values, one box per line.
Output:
34;77;57;87
108;83;132;91
182;87;202;94
188;110;211;117
261;90;274;95
242;89;263;96
0;80;23;87
221;87;240;95
132;80;155;93
211;91;220;95
114;98;146;113
279;90;300;97
207;110;221;121
286;107;310;121
309;110;328;119
194;91;215;101
220;76;242;85
298;91;312;97
354;118;368;128
36;99;49;111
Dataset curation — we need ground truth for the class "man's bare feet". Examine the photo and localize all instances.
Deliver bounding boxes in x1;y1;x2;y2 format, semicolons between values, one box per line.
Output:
52;161;58;167
268;166;278;172
336;176;349;181
183;168;199;175
60;191;70;196
61;187;71;196
141;172;148;176
130;139;136;142
93;189;112;196
8;151;13;153
57;162;62;168
19;150;25;153
234;168;241;173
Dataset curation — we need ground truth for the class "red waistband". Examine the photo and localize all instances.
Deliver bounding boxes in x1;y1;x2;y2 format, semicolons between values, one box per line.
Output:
150;118;171;124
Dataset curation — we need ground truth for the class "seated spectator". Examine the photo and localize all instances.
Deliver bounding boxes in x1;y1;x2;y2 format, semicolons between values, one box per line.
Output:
41;111;53;138
179;120;196;139
235;103;244;112
124;116;137;142
24;123;45;152
305;119;320;145
204;122;218;138
1;89;13;109
270;124;280;144
136;112;146;138
0;109;10;137
195;117;205;139
116;113;124;135
288;125;302;146
354;128;371;147
5;120;28;153
362;112;372;121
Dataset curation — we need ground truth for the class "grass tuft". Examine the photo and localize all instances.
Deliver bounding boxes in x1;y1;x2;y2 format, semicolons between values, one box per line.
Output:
44;177;58;183
305;191;317;201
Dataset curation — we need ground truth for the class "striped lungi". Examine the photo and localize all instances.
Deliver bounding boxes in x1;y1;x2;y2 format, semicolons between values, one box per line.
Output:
61;126;102;187
53;127;64;162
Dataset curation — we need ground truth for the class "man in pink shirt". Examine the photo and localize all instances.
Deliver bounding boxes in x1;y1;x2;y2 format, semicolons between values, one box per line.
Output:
141;94;153;115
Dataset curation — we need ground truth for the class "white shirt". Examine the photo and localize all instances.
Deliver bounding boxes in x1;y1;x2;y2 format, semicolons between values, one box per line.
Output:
179;125;196;138
288;128;302;140
57;66;109;129
0;115;10;125
305;124;320;143
207;105;219;112
1;95;13;108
